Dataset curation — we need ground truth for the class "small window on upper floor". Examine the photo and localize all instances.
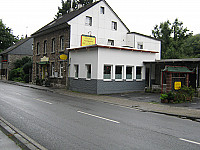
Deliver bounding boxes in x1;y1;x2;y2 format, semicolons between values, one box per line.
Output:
44;40;47;54
108;39;114;46
60;36;64;51
85;16;92;26
100;6;105;14
137;42;143;49
112;21;117;30
36;42;40;55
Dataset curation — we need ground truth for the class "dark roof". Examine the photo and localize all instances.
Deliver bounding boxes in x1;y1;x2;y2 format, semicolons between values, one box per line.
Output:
162;66;194;73
32;0;130;37
128;32;161;41
0;37;32;55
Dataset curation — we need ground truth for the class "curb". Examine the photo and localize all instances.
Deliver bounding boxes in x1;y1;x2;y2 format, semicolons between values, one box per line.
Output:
0;116;47;150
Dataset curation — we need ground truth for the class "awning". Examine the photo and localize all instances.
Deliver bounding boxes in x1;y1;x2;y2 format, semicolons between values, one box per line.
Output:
162;66;194;73
38;61;49;65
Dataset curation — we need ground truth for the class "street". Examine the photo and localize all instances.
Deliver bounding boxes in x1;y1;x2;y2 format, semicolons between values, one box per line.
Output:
0;82;200;150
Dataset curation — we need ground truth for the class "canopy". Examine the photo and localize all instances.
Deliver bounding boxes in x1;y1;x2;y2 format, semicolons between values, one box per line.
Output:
162;66;194;73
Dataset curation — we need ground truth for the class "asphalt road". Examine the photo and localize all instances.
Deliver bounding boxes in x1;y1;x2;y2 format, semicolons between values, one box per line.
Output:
0;82;200;150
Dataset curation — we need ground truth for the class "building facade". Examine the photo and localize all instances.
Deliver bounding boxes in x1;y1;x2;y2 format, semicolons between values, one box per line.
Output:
32;0;161;93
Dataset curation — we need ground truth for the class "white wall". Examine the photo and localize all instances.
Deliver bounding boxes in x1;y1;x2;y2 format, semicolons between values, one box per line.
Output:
69;48;98;79
97;47;157;80
68;1;129;48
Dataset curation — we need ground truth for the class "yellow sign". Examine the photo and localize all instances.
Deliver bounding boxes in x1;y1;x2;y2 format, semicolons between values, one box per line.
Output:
60;54;68;60
174;82;181;90
41;56;49;62
81;35;96;46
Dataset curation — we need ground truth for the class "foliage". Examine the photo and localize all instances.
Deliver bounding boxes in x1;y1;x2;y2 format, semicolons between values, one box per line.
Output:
9;57;32;83
0;19;19;52
152;18;193;59
55;0;93;18
160;94;168;100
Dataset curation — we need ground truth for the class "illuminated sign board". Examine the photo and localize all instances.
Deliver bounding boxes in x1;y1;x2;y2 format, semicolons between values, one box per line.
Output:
174;82;181;90
81;35;96;46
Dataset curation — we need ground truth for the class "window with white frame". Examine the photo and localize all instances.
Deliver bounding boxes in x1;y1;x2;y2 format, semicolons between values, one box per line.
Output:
136;66;142;80
107;39;114;46
52;38;55;53
86;64;91;79
85;16;92;26
104;65;112;80
112;21;117;30
126;66;133;80
60;36;64;51
44;40;47;54
115;66;123;80
51;62;55;77
74;65;79;78
100;6;105;14
59;61;64;78
36;42;40;55
137;42;143;49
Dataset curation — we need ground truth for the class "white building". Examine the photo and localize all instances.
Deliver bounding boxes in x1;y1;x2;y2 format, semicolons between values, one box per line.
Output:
32;0;161;94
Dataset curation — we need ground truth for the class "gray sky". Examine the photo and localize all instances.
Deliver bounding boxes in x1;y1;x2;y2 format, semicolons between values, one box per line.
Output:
1;0;199;38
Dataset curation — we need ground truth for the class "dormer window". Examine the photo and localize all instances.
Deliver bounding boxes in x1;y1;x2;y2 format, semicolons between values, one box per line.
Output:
100;7;105;14
108;39;114;46
85;16;92;26
112;21;117;30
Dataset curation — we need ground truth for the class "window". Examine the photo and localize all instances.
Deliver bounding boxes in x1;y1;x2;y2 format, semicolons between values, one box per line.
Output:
51;62;55;77
104;65;112;80
74;65;79;78
137;42;143;49
36;42;40;55
126;66;133;80
115;66;123;80
60;36;64;51
52;38;55;53
85;16;92;26
136;66;142;80
107;39;114;46
59;61;64;78
86;64;91;79
112;21;117;30
100;7;105;14
44;40;47;54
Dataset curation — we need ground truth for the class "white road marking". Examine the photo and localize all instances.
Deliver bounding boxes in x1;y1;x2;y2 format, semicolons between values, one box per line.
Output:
34;98;52;105
179;138;200;145
77;111;120;124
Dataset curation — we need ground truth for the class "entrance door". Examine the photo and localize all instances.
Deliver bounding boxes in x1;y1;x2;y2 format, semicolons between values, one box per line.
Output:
42;66;46;79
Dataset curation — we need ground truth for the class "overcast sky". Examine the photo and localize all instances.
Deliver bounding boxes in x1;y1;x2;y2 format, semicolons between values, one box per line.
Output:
1;0;199;38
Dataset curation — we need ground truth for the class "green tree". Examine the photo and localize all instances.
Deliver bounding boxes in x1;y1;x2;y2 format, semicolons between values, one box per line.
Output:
152;18;193;59
55;0;93;18
0;19;18;52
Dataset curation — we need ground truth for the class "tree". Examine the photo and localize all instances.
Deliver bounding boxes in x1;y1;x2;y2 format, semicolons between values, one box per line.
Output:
152;19;193;59
55;0;93;18
0;19;18;52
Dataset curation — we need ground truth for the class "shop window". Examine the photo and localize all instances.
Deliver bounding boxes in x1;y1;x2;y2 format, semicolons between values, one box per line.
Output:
52;38;55;53
74;65;79;79
112;21;117;30
85;64;91;79
59;61;64;78
126;66;133;80
85;16;92;26
60;36;64;51
44;40;47;54
136;66;142;80
104;65;112;80
100;7;105;14
115;66;123;80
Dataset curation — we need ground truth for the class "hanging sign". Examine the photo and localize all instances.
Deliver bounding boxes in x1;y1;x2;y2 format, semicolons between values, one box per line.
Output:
81;35;96;46
60;54;68;60
174;82;181;90
41;56;49;62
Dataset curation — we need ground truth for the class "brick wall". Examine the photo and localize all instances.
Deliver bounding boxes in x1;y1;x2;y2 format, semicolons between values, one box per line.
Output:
32;27;70;87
